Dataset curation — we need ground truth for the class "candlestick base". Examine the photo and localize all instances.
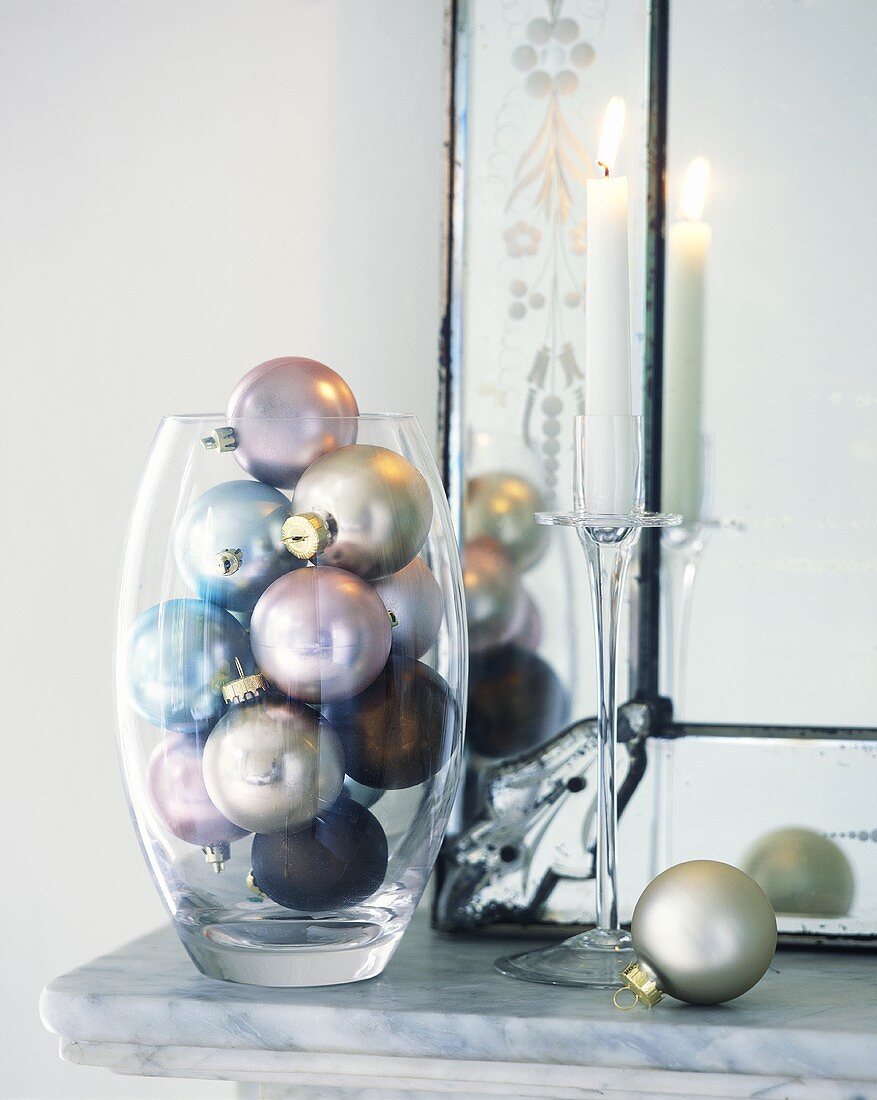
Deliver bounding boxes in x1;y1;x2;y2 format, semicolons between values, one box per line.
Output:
495;928;634;988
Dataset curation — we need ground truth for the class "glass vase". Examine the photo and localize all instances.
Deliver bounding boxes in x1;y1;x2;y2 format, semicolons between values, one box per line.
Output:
116;413;467;987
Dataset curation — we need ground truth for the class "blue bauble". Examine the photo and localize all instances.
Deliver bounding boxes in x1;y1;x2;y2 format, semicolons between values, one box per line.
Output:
174;480;300;613
128;598;255;735
342;777;384;809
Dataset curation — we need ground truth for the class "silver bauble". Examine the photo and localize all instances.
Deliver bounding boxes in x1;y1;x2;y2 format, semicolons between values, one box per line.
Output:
463;538;526;654
174;480;299;613
630;860;777;1005
128;598;254;735
742;827;855;917
250;566;392;703
202;696;344;834
225;357;359;488
373;557;443;659
466;472;549;571
284;444;433;580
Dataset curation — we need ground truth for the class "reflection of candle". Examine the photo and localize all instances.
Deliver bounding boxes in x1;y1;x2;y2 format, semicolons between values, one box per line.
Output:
586;98;632;416
662;157;712;520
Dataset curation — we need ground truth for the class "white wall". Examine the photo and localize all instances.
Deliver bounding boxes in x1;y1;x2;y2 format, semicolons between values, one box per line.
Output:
0;3;446;1097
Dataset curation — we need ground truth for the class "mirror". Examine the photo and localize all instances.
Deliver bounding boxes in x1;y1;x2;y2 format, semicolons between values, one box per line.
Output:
437;0;877;944
661;0;877;729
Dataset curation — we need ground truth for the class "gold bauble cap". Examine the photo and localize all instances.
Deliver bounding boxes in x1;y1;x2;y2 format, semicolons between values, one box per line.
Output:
221;659;268;705
614;960;664;1010
282;512;331;559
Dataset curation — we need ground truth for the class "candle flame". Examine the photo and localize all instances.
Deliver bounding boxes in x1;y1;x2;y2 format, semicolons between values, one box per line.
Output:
678;156;711;221
596;97;626;176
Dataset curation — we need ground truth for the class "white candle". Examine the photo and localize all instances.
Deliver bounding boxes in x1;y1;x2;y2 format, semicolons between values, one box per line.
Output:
585;97;632;416
662;156;712;520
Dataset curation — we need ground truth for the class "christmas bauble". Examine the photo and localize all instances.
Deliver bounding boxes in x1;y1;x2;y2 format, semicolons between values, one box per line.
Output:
282;445;433;580
174;480;300;613
463;539;525;653
128;598;254;735
742;827;854;917
342;777;384;809
322;656;456;789
147;733;249;847
202;695;345;834
221;357;358;488
499;587;542;651
628;860;777;1006
373;557;443;659
467;645;569;758
466;472;549;571
250;798;389;910
250;567;391;703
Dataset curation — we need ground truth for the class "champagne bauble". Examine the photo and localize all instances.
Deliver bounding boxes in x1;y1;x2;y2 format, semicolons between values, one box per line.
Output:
251;566;391;703
466;472;549;571
620;860;777;1008
250;798;389;910
202;671;345;834
373;557;443;659
202;357;358;488
742;827;854;917
282;445;433;580
174;480;300;612
467;645;569;758
128;598;254;735
322;656;456;789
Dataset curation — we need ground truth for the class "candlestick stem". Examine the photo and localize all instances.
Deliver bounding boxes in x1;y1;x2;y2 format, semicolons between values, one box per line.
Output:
583;525;637;935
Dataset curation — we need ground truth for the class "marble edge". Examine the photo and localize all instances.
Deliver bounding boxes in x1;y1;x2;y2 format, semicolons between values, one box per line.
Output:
39;983;877;1082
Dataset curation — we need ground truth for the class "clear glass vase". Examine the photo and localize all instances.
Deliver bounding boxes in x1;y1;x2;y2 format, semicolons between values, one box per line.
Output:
116;413;467;987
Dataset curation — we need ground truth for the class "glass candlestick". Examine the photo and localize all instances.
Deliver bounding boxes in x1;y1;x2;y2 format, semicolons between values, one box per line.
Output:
495;415;680;987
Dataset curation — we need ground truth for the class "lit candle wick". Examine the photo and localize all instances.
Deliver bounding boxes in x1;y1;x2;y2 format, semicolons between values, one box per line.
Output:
597;161;610;179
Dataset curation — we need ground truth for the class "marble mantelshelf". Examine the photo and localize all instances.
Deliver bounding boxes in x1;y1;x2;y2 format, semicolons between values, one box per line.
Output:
41;913;877;1099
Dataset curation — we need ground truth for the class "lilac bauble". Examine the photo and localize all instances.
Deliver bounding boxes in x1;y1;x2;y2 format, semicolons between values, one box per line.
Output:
250;566;391;703
227;357;358;488
463;538;525;654
373;557;443;659
147;733;249;847
500;588;542;651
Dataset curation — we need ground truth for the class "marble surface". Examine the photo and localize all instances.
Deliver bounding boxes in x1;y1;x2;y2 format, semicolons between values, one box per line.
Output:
41;914;877;1099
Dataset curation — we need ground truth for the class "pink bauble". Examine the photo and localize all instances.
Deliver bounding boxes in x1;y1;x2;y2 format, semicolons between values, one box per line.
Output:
227;357;359;488
250;566;392;703
464;538;526;654
500;588;542;651
147;734;249;847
